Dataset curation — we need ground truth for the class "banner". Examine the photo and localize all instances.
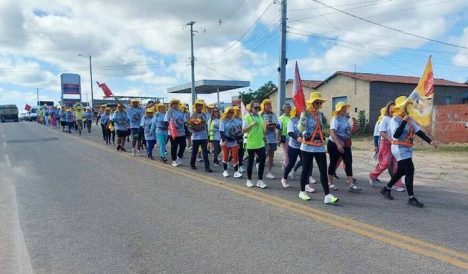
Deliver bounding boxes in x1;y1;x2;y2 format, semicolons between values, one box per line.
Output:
97;81;114;97
292;61;306;112
24;104;31;111
406;56;434;126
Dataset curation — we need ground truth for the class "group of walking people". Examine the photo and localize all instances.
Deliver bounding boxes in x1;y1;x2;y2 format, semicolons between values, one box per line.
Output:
50;91;436;208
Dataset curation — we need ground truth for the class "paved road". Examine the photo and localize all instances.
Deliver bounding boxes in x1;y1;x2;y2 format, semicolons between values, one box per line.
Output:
0;122;467;274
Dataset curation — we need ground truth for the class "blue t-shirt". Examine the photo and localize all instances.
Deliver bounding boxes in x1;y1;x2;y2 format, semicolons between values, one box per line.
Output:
190;112;208;140
126;106;143;129
287;117;301;149
59;110;66;120
298;111;326;153
140;116;155;140
164;108;186;137
152;112;168;136
65;111;74;122
329;116;351;142
262;112;280;144
112;111;130;131
390;116;421;161
220;118;238;147
100;114;110;125
234;118;243;141
85;111;93;121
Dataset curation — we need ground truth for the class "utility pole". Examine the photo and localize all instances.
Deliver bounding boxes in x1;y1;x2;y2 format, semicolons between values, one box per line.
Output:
36;87;39;106
89;55;94;108
187;21;196;106
277;0;287;114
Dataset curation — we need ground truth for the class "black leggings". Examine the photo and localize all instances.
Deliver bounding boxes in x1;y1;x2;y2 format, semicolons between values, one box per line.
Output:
191;139;210;169
212;140;220;164
386;158;415;196
283;146;311;180
301;151;329;194
327;140;353;177
170;136;186;161
238;140;244;167
101;124;106;140
247;147;266;180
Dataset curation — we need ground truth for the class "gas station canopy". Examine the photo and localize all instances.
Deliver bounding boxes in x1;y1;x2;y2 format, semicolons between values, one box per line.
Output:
167;80;250;94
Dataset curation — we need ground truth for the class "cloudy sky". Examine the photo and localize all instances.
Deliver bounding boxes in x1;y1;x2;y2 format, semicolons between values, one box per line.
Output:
0;0;467;110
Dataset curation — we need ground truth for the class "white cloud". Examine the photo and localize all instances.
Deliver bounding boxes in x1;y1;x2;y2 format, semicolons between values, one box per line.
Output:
452;27;468;67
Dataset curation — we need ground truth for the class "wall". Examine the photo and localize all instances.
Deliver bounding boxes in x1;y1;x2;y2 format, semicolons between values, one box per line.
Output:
316;75;370;123
429;104;468;144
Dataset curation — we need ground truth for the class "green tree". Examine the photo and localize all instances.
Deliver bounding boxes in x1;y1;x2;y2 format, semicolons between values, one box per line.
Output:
357;110;368;134
238;81;277;103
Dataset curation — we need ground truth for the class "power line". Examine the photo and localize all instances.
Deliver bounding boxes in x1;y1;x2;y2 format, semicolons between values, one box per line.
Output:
306;0;468;50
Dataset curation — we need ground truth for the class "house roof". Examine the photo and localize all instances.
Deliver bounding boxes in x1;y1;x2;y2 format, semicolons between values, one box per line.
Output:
315;71;468;89
286;79;322;89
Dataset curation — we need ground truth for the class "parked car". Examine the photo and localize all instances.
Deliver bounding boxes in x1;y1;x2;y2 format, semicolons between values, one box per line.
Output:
19;113;30;121
0;104;19;122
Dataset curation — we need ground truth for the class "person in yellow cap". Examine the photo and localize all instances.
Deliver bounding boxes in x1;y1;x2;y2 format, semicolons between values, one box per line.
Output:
369;101;404;191
380;96;437;207
232;106;245;173
73;103;85;135
188;99;212;172
141;108;156;159
260;98;281;180
220;107;243;178
242;100;267;189
96;105;107;140
164;99;187;167
328;101;360;192
298;92;339;204
208;106;221;166
112;103;130;152
152;103;169;163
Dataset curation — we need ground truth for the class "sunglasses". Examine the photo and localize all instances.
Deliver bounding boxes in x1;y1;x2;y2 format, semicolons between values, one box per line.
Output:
253;106;261;110
314;102;323;105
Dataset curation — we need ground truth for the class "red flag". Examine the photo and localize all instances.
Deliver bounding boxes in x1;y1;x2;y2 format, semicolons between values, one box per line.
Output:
168;118;177;140
24;104;31;111
292;61;306;112
96;81;114;97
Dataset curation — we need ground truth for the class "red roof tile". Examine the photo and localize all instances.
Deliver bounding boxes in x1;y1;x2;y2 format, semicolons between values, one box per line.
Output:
286;79;322;89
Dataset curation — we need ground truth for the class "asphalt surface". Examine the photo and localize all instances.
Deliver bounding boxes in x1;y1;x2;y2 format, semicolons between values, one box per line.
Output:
0;122;467;274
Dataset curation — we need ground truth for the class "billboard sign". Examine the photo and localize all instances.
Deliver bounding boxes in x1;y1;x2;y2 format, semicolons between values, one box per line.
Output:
61;73;81;95
62;98;81;107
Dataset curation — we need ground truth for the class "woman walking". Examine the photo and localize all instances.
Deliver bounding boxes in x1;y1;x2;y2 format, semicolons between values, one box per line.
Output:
112;104;130;152
242;100;267;189
279;103;292;169
152;103;169;163
188;100;212;172
220;107;243;178
381;96;437;207
165;99;187;167
261;99;280;179
209;107;221;166
100;108;111;144
141;109;156;159
298;92;339;204
327;102;361;193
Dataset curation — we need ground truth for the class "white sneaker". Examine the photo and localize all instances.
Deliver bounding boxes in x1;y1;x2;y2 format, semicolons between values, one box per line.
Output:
392;185;405;192
265;172;276;179
289;170;295;179
369;178;380;187
280;178;290;188
223;170;230;177
238;166;245;173
298;191;311;201
233;171;243;178
329;184;338;190
176;157;182;165
305;184;316;193
309;176;317;184
132;148;136;156
256;180;267;189
246;180;254;188
324;194;339;205
171;161;179;167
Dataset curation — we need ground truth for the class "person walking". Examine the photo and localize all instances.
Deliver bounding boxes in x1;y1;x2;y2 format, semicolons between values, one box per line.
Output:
233;106;245;173
327;102;361;193
60;107;67;132
297;92;339;204
165;99;187;167
97;105;107;141
100;108;111;144
260;99;281;180
279;103;292;169
85;107;93;133
242;100;267;189
209;107;221;166
380;96;437;207
220;107;243;178
74;104;85;135
125;99;144;156
188;100;212;172
152;103;169;163
65;108;74;133
141;109;156;159
112;104;130;152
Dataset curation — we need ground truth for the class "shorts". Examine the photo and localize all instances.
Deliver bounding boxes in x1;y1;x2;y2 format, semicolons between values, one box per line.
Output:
130;128;140;140
61;121;67;127
266;143;277;153
117;130;128;138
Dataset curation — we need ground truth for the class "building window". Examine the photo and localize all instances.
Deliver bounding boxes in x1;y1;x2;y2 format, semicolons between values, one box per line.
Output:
332;96;348;109
355;107;358;113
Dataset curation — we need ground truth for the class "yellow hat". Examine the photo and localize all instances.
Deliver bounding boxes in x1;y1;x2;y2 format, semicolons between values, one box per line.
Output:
377;107;386;123
145;108;154;113
291;108;299;117
221;106;234;120
332;102;351;116
192;99;206;112
157;102;166;110
306;92;327;104
260;99;272;112
130;99;140;104
393;96;408;111
169;98;181;106
246;103;251;111
206;103;215;109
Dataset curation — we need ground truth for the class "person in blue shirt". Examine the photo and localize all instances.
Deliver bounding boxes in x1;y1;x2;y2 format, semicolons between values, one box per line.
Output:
141;109;155;159
188;99;212;172
65;108;74;133
85;107;94;133
220;107;242;178
261;99;281;180
59;107;67;132
152;103;169;163
164;99;187;167
100;109;111;144
112;104;131;152
208;107;221;166
124;99;144;156
380;96;437;208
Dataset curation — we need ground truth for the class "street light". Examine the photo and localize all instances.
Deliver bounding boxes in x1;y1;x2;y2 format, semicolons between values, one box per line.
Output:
78;54;94;108
36;87;43;106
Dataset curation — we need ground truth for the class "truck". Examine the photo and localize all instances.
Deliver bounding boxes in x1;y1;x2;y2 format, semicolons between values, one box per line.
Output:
0;104;19;122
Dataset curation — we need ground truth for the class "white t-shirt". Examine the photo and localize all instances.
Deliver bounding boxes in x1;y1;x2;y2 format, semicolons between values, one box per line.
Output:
379;116;391;138
373;121;381;137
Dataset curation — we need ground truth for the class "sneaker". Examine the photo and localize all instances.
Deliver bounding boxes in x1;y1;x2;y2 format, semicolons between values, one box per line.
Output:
280;178;290;188
176;157;182;165
238;166;245;173
369;178;380;187
288;170;295;179
246;180;254;188
324;194;339;205
309;176;317;184
197;157;203;162
223;170;230;177
380;187;394;200
256;180;267;189
305;184;316;193
191;165;197;170
392;185;405;192
120;147;127;152
265;172;276;179
172;161;179;167
205;168;213;173
233;171;243;178
132;148;136;156
213;162;220;167
349;184;362;193
298;191;311;201
329;184;338;190
408;197;424;208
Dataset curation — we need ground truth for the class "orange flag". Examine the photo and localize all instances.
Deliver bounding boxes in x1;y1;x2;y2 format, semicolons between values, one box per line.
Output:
406;56;434;126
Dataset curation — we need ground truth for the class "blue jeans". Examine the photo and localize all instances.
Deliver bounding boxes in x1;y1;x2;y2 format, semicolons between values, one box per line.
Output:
146;140;156;158
156;134;168;159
